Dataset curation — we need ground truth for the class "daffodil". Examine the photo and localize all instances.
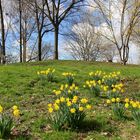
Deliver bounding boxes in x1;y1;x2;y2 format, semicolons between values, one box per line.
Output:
111;98;116;103
79;106;84;111
81;98;88;104
70;108;76;113
13;109;20;117
0;105;3;113
106;99;111;104
125;103;129;108
48;108;53;113
86;104;92;110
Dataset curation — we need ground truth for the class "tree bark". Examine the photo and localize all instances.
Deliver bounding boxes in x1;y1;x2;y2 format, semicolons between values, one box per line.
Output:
19;0;22;62
54;27;59;60
0;0;6;64
38;33;42;61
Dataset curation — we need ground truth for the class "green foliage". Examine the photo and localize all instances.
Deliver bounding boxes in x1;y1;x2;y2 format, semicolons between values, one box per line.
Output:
0;115;13;139
112;103;125;120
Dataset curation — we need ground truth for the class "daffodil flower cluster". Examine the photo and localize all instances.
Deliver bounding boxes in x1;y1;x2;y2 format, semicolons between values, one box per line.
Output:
124;99;140;126
62;72;75;85
106;98;125;120
0;105;21;139
53;84;79;98
47;96;92;129
83;80;101;96
89;70;105;81
37;68;55;82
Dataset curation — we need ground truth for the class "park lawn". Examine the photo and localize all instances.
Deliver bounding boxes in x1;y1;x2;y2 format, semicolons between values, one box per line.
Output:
0;60;140;140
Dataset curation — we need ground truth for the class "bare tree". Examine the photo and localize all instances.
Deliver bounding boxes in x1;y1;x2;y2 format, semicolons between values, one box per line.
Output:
64;11;102;61
41;0;84;60
93;0;140;65
26;0;53;61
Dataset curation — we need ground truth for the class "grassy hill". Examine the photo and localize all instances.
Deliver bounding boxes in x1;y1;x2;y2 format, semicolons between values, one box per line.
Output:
0;60;140;140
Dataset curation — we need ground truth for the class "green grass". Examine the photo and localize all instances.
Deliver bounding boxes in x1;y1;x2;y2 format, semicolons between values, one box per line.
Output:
0;60;140;140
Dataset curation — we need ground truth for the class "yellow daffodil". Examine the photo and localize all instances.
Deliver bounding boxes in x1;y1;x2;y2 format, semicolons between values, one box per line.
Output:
48;108;53;113
70;108;76;113
116;98;120;102
13;109;20;117
55;99;60;104
12;105;18;110
86;104;92;110
106;99;111;104
60;97;65;102
125;98;129;103
67;101;72;107
111;98;116;103
79;106;84;111
48;103;52;107
125;103;129;108
81;98;88;104
0;105;3;113
132;103;137;108
54;104;59;111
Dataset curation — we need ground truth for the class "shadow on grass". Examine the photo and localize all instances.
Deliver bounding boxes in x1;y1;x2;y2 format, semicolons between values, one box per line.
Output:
75;119;119;136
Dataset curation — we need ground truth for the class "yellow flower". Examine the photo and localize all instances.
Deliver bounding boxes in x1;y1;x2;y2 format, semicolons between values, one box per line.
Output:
55;90;61;95
12;105;18;110
79;106;84;111
124;98;129;103
70;108;76;113
116;98;120;103
112;88;116;93
106;99;111;104
54;104;59;111
125;103;129;108
111;98;116;103
72;98;77;103
0;105;3;113
13;109;20;117
121;89;124;93
132;103;137;108
48;108;53;113
37;71;40;75
67;101;72;107
81;98;88;104
73;96;78;100
60;97;65;102
48;103;52;107
55;99;60;104
86;104;92;110
103;86;108;92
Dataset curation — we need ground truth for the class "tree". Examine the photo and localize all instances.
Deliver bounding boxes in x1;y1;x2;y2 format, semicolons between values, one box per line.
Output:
93;0;140;65
26;0;53;61
41;0;84;60
64;11;102;61
0;0;6;64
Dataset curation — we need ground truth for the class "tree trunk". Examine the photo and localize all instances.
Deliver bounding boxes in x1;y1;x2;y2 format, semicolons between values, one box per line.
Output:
54;27;59;60
38;33;42;61
23;37;26;62
0;0;6;64
19;0;22;63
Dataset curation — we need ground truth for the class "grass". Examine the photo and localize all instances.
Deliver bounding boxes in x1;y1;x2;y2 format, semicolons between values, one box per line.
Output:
0;60;140;140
